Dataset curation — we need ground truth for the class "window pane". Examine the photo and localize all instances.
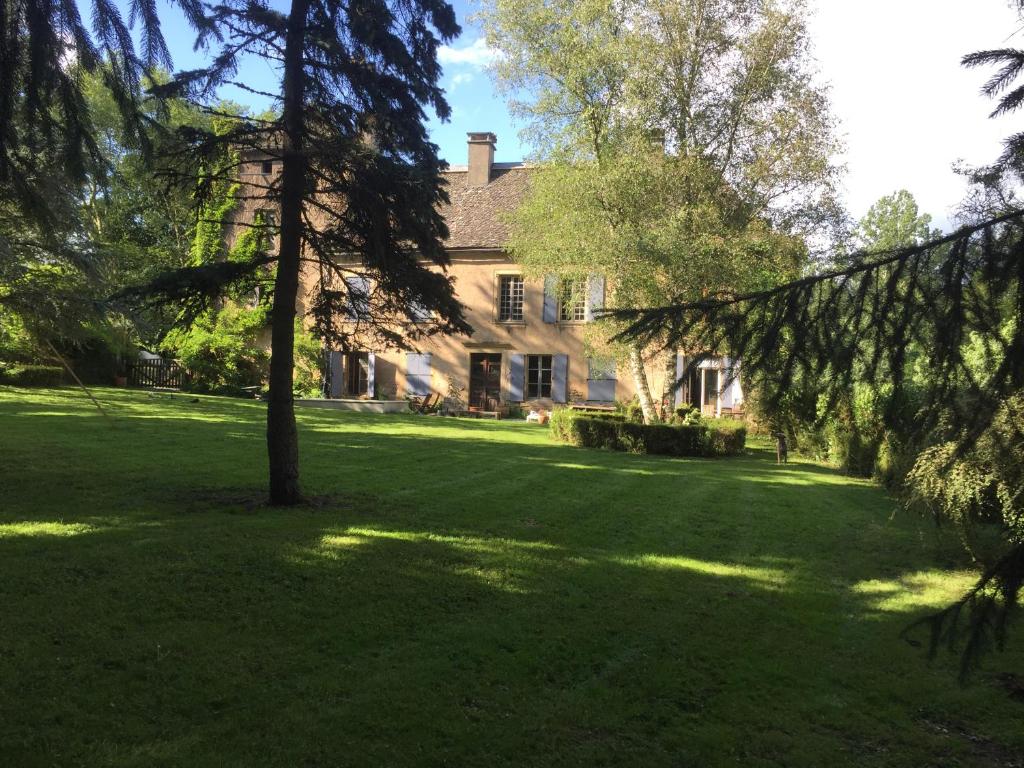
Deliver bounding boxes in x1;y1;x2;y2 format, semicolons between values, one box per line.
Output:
558;279;586;321
499;275;524;321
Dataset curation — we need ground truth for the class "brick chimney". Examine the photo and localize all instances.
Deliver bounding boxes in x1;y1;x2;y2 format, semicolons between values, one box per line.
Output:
467;132;496;187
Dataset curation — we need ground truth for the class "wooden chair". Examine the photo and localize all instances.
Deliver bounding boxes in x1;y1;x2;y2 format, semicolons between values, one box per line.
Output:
417;393;440;413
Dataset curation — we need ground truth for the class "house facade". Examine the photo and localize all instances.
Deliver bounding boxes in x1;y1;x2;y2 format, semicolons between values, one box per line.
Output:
242;132;743;416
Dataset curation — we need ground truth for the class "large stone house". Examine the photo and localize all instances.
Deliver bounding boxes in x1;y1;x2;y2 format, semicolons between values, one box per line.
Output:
242;132;743;416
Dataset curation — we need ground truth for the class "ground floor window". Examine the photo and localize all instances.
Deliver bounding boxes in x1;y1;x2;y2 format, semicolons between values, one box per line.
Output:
527;354;553;398
586;357;617;402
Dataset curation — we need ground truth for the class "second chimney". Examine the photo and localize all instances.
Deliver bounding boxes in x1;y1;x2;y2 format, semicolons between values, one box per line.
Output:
467;132;496;187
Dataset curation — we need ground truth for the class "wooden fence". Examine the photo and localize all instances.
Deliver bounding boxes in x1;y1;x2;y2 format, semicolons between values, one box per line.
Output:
126;360;188;389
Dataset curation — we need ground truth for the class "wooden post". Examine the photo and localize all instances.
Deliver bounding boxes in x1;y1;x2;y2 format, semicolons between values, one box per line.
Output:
46;341;112;423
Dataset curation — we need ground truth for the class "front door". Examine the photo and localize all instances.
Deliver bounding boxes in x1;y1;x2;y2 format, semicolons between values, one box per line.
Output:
469;353;502;411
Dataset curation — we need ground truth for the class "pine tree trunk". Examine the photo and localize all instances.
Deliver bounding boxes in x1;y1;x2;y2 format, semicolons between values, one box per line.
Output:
266;0;309;506
627;344;658;424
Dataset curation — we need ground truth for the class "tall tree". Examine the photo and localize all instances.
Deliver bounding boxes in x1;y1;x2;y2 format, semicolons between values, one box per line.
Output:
0;0;208;219
855;190;937;252
131;0;470;504
0;0;214;368
479;0;841;423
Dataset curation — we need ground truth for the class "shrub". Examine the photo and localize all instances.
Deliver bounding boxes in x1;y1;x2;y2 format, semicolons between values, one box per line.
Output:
0;364;63;387
705;419;747;456
167;303;270;393
672;403;695;423
292;323;323;398
614;396;645;423
550;409;744;457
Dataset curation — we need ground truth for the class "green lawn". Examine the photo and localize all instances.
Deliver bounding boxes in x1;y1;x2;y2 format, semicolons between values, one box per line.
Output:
1;387;1021;767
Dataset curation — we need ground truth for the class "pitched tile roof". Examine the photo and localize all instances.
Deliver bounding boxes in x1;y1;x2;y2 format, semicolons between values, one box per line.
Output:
438;165;531;250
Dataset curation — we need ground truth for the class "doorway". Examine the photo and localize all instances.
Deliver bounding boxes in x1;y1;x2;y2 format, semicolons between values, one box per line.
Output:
345;352;369;396
469;353;502;411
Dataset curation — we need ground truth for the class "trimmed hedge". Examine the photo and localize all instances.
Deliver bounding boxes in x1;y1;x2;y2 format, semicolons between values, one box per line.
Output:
550;408;746;457
0;364;63;387
705;418;747;456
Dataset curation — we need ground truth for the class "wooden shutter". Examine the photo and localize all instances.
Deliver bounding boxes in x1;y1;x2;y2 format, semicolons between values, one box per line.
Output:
406;352;432;396
508;354;525;402
328;350;345;398
367;352;376;398
585;275;605;321
542;275;558;323
552;354;569;403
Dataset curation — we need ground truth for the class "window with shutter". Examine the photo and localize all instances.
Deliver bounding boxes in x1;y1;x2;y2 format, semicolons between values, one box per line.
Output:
558;278;587;322
526;355;553;398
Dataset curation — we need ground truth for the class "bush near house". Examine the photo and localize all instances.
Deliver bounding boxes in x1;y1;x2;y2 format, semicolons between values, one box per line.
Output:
704;418;747;456
549;408;746;457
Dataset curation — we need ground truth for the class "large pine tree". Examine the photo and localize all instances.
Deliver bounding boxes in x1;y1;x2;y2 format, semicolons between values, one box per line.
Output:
2;0;469;504
134;0;470;504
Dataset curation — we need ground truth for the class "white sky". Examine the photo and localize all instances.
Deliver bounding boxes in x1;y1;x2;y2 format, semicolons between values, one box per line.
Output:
807;0;1023;228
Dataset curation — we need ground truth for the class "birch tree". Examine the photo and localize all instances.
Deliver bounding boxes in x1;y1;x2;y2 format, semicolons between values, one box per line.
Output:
479;0;842;422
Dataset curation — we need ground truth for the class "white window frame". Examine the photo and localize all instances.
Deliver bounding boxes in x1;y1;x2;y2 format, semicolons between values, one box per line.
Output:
496;272;525;323
526;354;553;398
558;277;587;323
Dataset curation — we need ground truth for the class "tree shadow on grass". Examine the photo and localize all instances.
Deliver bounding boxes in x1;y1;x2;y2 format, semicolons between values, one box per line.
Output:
1;389;1022;766
1;502;1020;767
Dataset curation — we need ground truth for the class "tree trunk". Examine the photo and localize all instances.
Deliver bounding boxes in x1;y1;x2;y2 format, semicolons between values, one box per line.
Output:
659;350;678;420
266;0;309;506
627;344;658;424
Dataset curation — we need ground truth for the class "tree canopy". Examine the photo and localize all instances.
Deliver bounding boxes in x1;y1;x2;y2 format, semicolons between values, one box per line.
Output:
479;0;841;422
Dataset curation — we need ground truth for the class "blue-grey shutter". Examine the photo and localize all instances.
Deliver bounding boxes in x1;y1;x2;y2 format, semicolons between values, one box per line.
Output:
406;352;431;396
552;354;568;403
585;275;605;321
329;350;344;398
508;354;525;402
674;353;686;408
542;275;558;323
367;352;376;398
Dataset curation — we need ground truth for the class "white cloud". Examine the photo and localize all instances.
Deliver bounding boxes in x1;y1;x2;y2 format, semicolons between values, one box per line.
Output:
808;0;1021;228
439;37;499;68
451;72;474;89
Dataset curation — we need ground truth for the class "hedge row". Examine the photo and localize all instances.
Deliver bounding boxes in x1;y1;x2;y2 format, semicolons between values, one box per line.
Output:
549;409;746;457
0;364;63;387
